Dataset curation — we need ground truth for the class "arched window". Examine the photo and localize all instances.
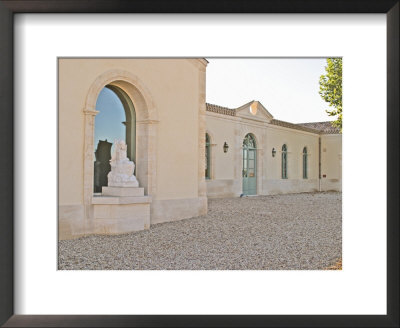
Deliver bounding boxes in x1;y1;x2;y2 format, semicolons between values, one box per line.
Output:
93;86;136;192
243;134;257;180
303;147;308;179
282;144;288;179
205;133;211;179
243;133;256;149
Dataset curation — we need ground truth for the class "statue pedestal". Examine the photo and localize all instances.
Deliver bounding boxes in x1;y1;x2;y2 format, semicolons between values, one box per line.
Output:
93;185;150;234
102;186;144;197
92;193;152;234
91;140;151;235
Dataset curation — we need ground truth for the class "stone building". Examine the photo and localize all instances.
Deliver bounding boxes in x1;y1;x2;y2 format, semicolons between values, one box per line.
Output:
58;58;341;240
205;102;341;198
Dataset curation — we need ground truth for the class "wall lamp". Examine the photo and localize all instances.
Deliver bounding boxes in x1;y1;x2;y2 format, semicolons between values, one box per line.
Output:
272;148;276;157
223;142;229;153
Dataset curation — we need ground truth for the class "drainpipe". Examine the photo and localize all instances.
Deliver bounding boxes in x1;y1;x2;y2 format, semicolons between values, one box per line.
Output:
318;136;321;192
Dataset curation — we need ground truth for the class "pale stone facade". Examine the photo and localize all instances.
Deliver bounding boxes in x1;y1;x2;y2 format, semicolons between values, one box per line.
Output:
58;58;341;240
59;58;208;240
205;102;342;198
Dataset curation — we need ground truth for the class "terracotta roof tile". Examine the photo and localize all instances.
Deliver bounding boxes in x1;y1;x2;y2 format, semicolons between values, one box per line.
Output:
270;119;321;133
206;103;236;116
206;102;340;135
297;121;340;134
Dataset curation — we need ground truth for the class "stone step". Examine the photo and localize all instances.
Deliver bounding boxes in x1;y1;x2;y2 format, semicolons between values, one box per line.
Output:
92;195;151;205
102;186;144;197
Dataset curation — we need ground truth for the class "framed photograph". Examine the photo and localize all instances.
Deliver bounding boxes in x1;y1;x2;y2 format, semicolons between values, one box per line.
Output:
1;1;398;327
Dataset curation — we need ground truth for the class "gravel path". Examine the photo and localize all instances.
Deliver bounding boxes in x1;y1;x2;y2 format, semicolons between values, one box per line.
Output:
59;192;341;270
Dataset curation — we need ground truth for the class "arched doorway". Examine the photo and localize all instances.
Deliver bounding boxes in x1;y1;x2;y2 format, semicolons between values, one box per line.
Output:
93;85;136;192
242;133;257;195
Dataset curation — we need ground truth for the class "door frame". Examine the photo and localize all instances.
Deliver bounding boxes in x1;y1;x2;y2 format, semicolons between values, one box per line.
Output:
242;133;257;195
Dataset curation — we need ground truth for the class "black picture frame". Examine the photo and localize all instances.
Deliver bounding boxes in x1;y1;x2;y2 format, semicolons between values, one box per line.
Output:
0;1;398;327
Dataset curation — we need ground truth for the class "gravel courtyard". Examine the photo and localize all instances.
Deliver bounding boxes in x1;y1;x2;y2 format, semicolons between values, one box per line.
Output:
59;192;342;270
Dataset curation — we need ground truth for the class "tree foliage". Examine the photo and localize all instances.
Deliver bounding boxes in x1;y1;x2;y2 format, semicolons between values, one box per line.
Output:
319;58;342;132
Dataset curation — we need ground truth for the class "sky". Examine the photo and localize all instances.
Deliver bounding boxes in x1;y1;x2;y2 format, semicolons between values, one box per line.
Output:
205;58;331;123
94;87;125;153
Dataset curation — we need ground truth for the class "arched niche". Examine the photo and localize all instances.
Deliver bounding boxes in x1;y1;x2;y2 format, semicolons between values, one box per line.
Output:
83;69;158;214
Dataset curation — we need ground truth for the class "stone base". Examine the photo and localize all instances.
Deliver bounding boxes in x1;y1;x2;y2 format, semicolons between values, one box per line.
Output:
91;194;152;234
58;196;152;240
150;196;207;225
93;203;151;233
102;186;144;197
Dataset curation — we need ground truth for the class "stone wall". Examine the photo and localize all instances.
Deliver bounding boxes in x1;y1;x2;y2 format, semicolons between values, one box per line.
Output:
205;108;339;197
58;58;208;240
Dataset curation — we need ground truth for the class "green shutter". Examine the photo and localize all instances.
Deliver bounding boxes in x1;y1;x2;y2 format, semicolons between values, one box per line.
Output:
303;147;307;179
282;144;287;179
205;134;211;179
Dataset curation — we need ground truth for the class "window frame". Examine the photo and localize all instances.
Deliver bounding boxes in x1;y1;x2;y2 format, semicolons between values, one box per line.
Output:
205;133;211;180
281;144;288;179
303;146;308;179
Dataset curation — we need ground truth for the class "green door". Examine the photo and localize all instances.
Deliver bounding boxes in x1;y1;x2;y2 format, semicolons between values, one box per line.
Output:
242;134;257;195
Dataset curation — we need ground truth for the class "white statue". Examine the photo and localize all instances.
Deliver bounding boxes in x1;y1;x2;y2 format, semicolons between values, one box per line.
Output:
107;140;139;187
